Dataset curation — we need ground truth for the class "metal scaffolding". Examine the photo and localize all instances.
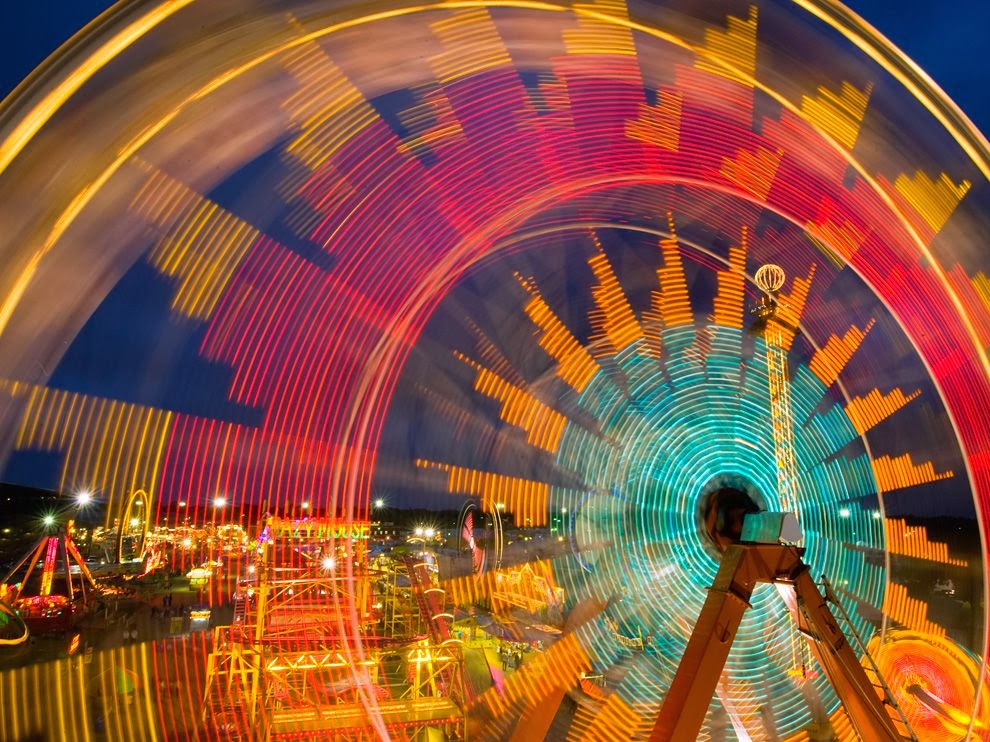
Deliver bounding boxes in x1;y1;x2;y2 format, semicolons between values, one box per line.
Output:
203;517;466;740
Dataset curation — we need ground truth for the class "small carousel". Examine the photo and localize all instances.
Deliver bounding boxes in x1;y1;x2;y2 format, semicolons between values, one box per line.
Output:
1;518;97;634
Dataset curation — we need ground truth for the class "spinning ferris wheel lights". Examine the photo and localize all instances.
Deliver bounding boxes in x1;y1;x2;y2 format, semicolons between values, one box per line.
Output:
0;0;986;738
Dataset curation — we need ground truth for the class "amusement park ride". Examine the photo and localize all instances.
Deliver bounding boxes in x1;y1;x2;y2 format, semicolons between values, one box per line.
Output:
1;0;988;737
0;518;96;636
197;266;918;741
650;267;915;741
203;516;466;740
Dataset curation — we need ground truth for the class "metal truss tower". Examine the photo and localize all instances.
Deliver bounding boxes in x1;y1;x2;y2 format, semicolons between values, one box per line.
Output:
203;516;467;740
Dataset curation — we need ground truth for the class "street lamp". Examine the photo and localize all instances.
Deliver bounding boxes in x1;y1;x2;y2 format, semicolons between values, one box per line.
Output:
374;498;384;509
75;490;93;507
211;496;227;561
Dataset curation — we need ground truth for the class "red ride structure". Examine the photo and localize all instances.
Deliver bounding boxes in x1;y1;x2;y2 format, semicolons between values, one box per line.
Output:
1;519;97;635
203;516;467;741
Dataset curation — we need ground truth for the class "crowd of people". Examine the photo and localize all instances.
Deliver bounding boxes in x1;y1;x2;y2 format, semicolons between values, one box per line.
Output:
495;641;530;671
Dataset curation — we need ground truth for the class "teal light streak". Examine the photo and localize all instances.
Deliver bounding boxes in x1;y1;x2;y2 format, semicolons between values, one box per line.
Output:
551;325;885;736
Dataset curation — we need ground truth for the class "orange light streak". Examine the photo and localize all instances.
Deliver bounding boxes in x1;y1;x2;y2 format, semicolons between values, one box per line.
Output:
843;387;920;436
884;518;967;567
625;89;682;151
872;453;953;493
518;274;600;392
396;87;466;155
655;213;693;327
882;582;945;637
771;264;815;351
417;460;550;526
477;632;590;717
720;145;783;201
808;320;874;387
710;229;747;330
587;233;644;355
457;354;567;453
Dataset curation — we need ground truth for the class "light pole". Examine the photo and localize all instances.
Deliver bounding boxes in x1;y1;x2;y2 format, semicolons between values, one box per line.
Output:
212;496;227;563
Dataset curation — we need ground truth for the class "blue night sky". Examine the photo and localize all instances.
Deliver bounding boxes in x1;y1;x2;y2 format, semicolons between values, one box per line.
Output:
2;1;989;132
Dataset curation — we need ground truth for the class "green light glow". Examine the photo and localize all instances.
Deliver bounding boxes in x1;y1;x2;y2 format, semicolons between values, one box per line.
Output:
551;325;884;733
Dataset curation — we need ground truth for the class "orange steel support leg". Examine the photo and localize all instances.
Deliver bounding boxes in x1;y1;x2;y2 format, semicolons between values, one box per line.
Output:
789;567;901;740
509;683;568;742
650;543;902;742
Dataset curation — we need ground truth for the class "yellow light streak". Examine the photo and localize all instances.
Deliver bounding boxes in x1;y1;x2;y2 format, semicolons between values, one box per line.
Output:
281;40;380;171
563;0;636;56
800;80;871;151
696;5;758;86
5;381;173;522
133;163;260;319
430;7;512;82
891;170;971;235
0;0;193;178
791;0;990;182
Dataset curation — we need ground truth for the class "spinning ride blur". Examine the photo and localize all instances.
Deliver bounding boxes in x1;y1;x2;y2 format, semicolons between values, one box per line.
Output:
0;0;988;739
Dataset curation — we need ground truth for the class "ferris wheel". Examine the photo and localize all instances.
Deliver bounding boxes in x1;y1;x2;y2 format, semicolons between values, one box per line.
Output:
457;500;505;579
0;0;988;739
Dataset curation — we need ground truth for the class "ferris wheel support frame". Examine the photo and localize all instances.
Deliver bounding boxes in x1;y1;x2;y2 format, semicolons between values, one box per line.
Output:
649;513;907;742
